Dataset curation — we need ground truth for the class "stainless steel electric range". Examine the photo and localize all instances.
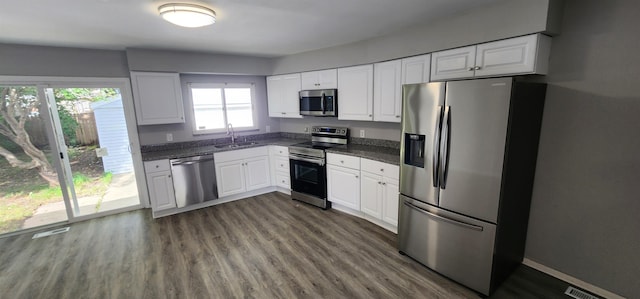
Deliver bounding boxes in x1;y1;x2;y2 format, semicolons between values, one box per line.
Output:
288;126;349;209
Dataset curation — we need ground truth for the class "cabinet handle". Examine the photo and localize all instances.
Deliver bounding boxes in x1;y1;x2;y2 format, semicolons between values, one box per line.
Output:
355;175;359;178
380;168;384;172
369;114;372;117
395;115;400;118
168;175;171;178
378;181;381;185
280;164;284;167
382;182;386;186
468;67;475;71
155;165;159;168
474;66;482;70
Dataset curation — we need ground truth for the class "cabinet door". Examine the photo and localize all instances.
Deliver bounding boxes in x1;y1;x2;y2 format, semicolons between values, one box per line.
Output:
338;65;374;121
374;59;402;123
430;46;476;81
317;69;338;89
216;160;246;197
245;156;271;191
146;171;176;211
301;69;337;89
267;75;283;117
131;72;185;125
327;164;361;210
281;74;302;118
402;54;431;84
300;71;319;90
475;34;547;77
382;178;399;226
360;171;382;218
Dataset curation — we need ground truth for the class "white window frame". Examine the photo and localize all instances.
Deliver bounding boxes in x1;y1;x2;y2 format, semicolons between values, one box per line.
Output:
188;82;258;135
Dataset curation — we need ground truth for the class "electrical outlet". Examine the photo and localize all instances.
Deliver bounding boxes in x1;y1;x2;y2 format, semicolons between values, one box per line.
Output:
265;125;271;133
359;130;365;138
166;133;173;142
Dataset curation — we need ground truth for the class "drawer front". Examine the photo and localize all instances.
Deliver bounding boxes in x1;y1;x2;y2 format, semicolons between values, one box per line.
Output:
144;159;170;172
214;146;269;163
274;156;290;172
275;173;290;188
361;158;399;180
270;145;289;156
398;195;496;295
327;153;360;169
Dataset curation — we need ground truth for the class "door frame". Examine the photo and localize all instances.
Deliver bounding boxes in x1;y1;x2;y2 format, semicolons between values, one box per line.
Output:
0;76;149;227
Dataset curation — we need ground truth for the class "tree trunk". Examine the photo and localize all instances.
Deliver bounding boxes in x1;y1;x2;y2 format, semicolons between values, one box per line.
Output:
0;87;60;187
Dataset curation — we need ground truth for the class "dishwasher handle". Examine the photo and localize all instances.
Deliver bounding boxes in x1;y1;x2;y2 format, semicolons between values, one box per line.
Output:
170;156;214;166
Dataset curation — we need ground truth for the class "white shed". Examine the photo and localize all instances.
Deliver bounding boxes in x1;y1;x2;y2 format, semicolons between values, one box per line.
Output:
91;97;133;174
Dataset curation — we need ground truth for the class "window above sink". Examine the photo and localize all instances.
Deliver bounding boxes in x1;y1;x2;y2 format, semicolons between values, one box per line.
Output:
189;82;258;135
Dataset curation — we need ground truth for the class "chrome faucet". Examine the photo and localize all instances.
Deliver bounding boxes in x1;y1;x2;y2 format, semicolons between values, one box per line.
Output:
227;123;236;144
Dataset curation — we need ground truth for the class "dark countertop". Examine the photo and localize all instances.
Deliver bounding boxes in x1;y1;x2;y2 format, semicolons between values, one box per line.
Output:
326;144;400;165
142;137;400;165
141;138;301;161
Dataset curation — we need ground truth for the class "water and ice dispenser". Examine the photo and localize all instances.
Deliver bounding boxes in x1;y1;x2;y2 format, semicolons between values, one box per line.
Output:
404;133;425;168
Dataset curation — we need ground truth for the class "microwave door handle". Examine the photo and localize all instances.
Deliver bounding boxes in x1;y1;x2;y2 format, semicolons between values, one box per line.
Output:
321;93;326;114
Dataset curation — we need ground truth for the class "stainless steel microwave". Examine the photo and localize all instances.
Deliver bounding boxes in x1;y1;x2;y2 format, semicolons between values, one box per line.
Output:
299;89;337;116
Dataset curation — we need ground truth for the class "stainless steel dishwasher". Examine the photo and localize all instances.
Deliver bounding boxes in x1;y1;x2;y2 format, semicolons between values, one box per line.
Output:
170;154;217;208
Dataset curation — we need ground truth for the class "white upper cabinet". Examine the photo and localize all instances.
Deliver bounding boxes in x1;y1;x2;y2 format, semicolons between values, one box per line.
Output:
431;34;551;81
300;69;337;90
131;72;185;125
474;34;551;77
267;73;302;118
430;46;477;81
401;54;431;84
338;64;374;121
373;59;402;123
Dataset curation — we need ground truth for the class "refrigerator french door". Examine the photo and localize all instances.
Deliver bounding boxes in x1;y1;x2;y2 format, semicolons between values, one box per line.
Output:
398;77;546;295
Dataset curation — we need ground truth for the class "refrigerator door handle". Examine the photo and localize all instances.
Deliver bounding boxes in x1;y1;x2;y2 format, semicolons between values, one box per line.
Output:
403;200;483;231
432;105;443;187
439;106;451;189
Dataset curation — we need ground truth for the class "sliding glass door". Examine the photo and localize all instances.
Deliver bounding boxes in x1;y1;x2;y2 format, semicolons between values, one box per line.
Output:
0;78;145;235
0;85;69;234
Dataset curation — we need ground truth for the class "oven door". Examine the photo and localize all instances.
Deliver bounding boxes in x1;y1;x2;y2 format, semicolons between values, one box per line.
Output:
289;155;327;199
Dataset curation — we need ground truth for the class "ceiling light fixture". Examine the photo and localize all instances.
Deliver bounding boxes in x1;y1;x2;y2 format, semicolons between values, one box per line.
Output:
158;3;216;28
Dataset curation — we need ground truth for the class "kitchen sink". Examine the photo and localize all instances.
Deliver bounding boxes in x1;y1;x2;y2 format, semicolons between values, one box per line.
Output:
214;141;259;149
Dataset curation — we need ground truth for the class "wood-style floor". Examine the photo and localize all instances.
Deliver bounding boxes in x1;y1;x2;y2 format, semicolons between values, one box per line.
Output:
0;192;570;298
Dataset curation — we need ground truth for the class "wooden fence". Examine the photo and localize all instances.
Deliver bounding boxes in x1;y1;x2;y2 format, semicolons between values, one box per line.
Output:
25;113;98;147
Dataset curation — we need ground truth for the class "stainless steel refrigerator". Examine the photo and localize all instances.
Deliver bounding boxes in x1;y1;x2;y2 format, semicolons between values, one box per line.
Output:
398;77;546;295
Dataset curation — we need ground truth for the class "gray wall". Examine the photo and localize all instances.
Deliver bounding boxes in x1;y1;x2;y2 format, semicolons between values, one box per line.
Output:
525;0;640;297
280;118;401;141
126;48;273;75
271;0;558;74
137;74;279;145
0;43;129;77
272;0;560;143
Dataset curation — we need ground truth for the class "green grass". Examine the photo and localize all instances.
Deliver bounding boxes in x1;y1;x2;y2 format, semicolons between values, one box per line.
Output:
0;172;113;234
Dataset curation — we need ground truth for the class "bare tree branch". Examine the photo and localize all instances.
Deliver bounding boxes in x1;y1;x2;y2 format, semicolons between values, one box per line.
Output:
0;145;37;169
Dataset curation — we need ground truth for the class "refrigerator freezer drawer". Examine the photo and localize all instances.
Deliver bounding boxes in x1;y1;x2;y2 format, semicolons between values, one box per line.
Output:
398;195;496;295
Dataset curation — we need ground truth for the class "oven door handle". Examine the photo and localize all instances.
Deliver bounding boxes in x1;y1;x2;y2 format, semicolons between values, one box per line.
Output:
289;155;325;166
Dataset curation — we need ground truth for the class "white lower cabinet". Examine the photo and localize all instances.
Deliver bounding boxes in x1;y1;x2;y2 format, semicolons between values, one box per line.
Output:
269;145;290;191
360;158;400;228
144;159;176;211
326;153;361;210
214;147;271;198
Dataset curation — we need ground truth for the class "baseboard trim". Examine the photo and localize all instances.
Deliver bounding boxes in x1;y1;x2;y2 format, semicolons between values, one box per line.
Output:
522;258;624;299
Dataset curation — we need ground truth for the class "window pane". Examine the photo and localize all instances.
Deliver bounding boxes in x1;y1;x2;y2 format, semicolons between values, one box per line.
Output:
192;88;225;130
225;88;253;128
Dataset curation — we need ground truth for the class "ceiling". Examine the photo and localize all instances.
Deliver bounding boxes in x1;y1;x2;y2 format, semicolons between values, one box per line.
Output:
1;0;501;58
